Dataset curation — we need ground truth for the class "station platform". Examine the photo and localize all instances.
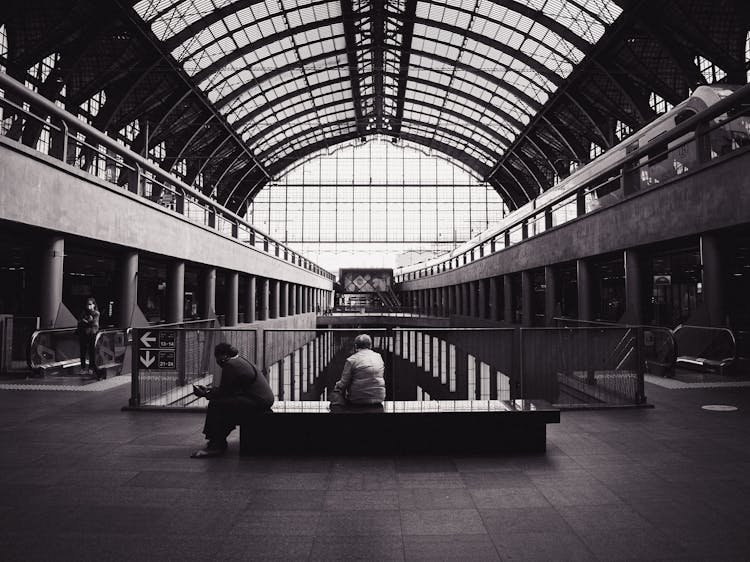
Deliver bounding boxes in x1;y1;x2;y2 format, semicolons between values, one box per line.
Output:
0;381;748;560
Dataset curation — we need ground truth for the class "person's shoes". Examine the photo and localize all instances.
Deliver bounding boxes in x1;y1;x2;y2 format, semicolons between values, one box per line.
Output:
190;446;226;459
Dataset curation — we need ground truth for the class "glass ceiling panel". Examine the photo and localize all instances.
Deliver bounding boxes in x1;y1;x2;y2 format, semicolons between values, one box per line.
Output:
134;0;622;175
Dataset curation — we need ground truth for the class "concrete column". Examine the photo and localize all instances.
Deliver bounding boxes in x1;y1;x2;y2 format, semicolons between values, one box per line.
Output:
119;251;138;328
40;235;65;329
623;250;643;324
289;283;297;316
701;233;725;327
544;265;557;326
225;271;238;326
441;287;449;316
298;286;304;314
478;279;488;319
521;270;533;327
489;277;498;321
280;282;289;317
270;279;279;319
301;286;308;313
167;261;185;323
245;275;256;323
577;259;593;321
503;275;512;323
201;267;216;319
259;278;269;320
469;281;478;317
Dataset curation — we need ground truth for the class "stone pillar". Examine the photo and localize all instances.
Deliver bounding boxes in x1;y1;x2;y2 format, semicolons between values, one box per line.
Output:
270;279;279;319
503;275;512;323
259;278;269;320
441;287;449;316
701;233;725;327
478;279;488;319
280;282;288;317
469;281;478;317
489;277;498;321
623;250;643;324
521;270;533;327
245;275;256;323
167;261;185;323
298;286;304;314
40;235;65;329
119;251;138;328
289;283;297;316
225;271;238;326
462;283;470;315
577;259;593;321
201;268;216;319
544;265;557;327
302;286;308;313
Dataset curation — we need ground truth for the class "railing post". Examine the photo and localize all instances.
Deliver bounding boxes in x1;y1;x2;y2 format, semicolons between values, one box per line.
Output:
635;326;646;405
129;328;140;408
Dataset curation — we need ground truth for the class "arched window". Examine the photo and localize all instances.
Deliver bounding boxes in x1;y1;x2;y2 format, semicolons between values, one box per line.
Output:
247;138;506;270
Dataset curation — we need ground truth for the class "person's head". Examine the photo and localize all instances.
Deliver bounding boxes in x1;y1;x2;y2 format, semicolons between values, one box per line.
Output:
353;334;372;350
85;297;97;311
214;342;238;365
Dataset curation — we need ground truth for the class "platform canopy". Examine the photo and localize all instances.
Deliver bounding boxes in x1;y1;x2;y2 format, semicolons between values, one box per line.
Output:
3;0;748;212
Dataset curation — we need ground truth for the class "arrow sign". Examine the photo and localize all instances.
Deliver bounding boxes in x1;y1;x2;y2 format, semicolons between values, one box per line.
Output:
140;350;156;368
140;331;156;348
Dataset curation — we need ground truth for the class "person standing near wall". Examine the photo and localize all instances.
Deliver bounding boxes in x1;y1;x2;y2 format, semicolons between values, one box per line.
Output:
77;296;100;379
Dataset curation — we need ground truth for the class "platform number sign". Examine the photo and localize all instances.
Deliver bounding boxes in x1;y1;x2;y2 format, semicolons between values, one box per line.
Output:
138;330;177;370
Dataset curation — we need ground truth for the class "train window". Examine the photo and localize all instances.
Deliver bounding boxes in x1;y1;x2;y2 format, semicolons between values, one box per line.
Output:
674;109;697;126
647;131;669;165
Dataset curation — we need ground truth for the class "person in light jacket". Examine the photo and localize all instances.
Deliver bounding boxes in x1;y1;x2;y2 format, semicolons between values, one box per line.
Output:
334;334;386;406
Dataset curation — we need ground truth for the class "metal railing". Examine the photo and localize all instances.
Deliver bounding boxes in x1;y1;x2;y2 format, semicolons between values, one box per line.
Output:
554;317;677;378
672;324;738;375
127;326;647;410
394;84;750;283
0;72;333;281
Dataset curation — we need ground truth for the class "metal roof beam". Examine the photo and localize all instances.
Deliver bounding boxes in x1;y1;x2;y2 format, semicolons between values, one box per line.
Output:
340;0;367;135
373;0;386;132
392;0;418;136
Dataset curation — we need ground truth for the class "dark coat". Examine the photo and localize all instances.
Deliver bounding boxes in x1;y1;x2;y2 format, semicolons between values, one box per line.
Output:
210;355;275;409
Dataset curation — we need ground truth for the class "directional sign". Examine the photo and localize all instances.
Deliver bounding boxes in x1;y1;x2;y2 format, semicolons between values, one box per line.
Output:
137;330;178;370
140;331;156;348
158;331;176;349
139;349;156;368
157;351;176;369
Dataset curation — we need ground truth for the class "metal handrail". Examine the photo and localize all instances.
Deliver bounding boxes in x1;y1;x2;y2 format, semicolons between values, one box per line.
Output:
0;72;334;281
394;83;750;282
673;324;738;362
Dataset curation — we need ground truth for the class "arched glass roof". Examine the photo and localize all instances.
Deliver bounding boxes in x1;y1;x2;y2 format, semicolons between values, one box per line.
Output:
133;0;622;181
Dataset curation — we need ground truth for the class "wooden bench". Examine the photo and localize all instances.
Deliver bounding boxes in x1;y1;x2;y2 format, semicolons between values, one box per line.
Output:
240;399;560;455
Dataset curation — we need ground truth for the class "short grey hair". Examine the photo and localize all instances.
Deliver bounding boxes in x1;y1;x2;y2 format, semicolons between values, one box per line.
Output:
354;334;372;349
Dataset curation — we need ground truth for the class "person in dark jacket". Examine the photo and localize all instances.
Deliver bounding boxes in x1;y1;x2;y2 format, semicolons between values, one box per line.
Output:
77;297;100;378
191;342;275;458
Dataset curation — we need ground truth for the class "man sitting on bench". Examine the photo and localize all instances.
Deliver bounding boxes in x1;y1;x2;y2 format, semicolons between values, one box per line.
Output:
332;334;386;411
191;342;275;458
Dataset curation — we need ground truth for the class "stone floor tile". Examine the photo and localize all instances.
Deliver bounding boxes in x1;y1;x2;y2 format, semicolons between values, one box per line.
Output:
403;534;500;561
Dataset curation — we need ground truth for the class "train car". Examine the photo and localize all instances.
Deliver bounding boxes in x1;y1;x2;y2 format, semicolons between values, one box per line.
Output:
401;85;748;278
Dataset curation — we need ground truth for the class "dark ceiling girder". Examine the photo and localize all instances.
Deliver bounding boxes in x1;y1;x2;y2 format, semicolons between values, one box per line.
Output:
246;100;354;147
259;111;501;165
167;114;216;174
406;48;542;112
501;160;535;202
221;162;259;208
411;17;564;88
340;0;366;135
483;0;646;183
592;60;651;124
190;136;232;189
114;0;270;180
391;0;418;136
98;57;162;132
563;91;611;148
391;71;526;132
372;0;386;132
522;134;559;179
212;150;245;194
193;16;343;90
512;152;545;197
540;115;587;163
233;73;350;131
249;92;513;156
214;48;348;110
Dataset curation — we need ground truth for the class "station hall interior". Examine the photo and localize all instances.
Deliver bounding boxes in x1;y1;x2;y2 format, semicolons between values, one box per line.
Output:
1;0;750;560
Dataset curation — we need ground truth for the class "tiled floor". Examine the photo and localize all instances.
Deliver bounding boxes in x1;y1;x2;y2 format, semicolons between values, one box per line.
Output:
0;381;749;561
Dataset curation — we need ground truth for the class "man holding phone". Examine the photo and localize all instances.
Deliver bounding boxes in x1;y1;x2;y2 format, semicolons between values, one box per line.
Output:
191;342;275;458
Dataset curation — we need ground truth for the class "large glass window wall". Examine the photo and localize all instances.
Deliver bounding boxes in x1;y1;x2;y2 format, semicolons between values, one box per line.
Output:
247;139;506;270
